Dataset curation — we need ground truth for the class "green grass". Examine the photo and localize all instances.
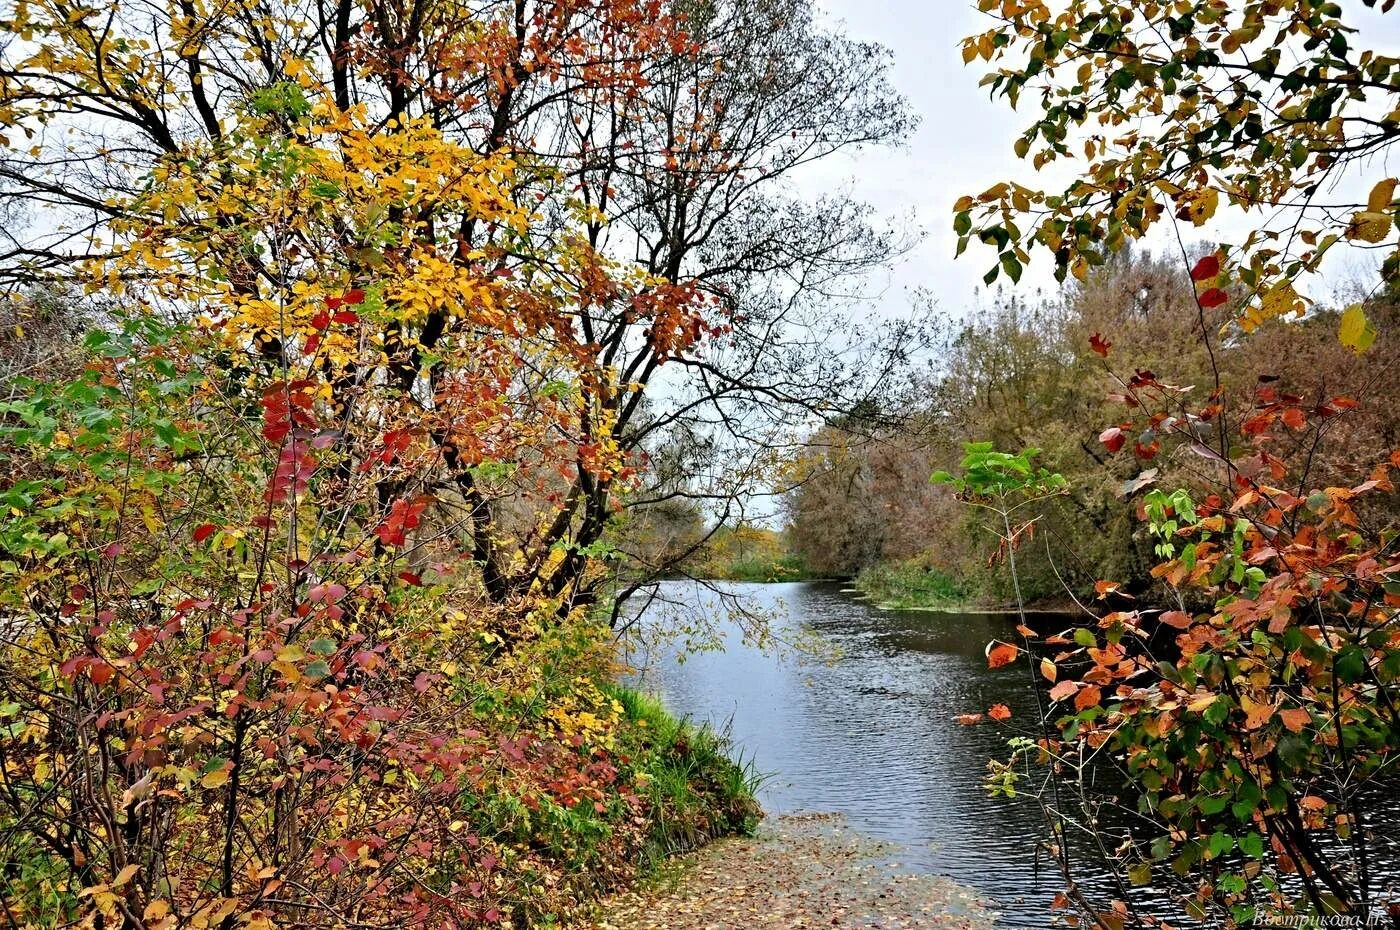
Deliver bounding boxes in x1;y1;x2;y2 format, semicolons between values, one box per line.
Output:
854;561;968;610
605;685;764;870
701;553;815;583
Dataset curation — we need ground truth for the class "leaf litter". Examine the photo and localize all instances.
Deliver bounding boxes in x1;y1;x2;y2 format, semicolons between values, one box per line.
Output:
579;813;997;929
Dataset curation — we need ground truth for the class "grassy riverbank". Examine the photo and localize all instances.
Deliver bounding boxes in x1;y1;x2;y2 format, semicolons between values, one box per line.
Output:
853;562;972;610
685;524;827;582
607;686;763;871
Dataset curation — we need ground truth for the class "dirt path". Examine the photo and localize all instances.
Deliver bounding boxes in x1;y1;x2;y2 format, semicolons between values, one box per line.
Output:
582;814;998;929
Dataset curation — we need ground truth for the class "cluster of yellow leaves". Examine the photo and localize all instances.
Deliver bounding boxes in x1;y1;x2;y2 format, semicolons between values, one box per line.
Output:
956;0;1400;347
545;676;624;749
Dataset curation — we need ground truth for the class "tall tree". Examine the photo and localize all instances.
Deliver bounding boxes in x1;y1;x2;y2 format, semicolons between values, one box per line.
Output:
0;0;917;617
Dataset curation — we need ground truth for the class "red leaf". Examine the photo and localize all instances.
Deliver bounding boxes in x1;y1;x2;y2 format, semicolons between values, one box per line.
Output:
331;310;359;325
1190;254;1220;282
987;641;1019;669
1099;426;1126;453
89;660;114;686
987;703;1012;722
1281;407;1306;430
193;523;217;543
1198;287;1229;308
341;289;366;305
1089;332;1112;357
376;497;429;546
1133;439;1160;460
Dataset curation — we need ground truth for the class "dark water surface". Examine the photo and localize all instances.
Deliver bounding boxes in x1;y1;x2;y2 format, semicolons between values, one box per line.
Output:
628;580;1088;929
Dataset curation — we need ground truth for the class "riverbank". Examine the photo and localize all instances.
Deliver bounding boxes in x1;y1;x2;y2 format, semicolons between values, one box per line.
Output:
853;562;969;610
580;814;995;929
852;561;1081;614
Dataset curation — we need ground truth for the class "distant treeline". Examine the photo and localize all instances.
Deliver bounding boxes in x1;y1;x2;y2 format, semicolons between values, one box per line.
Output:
782;250;1400;606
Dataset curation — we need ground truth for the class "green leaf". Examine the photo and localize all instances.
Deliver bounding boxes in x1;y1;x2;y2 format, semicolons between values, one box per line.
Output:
1239;832;1264;859
1335;645;1366;683
1000;253;1023;283
1338;304;1377;353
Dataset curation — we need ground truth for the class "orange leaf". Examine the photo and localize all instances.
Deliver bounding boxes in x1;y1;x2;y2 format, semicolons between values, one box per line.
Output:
987;703;1012;722
1074;685;1102;710
1094;579;1121;598
1160;611;1191;630
1279;708;1310;733
1040;658;1058;682
954;713;984;726
1049;680;1080;702
1241;695;1276;730
987;641;1019;669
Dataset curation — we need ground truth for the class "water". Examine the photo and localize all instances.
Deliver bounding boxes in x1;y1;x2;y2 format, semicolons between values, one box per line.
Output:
626;580;1103;929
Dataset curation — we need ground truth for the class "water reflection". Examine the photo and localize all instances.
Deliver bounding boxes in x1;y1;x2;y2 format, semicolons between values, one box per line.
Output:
628;580;1095;929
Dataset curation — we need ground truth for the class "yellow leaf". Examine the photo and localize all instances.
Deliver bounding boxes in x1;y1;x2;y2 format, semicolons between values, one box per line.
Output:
1259;281;1305;321
201;766;230;789
1187;693;1217;713
114;864;139;886
1367;178;1397;213
1183;187;1219;226
1347;210;1391;243
1339;304;1377;354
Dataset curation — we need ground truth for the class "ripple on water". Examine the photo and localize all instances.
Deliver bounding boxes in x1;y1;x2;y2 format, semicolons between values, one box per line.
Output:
628;581;1139;929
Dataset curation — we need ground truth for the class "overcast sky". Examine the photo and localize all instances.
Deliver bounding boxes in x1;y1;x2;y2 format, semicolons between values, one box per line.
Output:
792;0;1400;324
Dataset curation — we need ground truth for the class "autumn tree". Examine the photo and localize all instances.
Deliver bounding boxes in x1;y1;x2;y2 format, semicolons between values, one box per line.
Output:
0;0;918;619
955;1;1400;925
0;0;891;924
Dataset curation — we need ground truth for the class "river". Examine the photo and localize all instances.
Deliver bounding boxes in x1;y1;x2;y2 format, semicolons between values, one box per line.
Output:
626;580;1115;930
